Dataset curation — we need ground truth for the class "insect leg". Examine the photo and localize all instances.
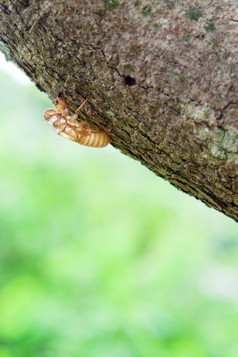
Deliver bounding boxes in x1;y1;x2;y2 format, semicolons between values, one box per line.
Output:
44;109;58;120
70;96;90;122
75;96;90;115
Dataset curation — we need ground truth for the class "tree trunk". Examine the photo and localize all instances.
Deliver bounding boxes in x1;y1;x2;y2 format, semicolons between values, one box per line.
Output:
0;0;237;221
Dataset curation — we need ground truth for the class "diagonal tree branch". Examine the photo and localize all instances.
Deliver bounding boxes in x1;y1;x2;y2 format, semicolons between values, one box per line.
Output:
0;0;237;221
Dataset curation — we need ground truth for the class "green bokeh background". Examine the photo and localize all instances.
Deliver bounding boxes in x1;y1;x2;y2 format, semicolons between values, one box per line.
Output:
0;67;238;357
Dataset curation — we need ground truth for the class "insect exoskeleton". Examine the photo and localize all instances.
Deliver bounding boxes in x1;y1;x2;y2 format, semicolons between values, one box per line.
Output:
44;95;111;148
78;132;111;147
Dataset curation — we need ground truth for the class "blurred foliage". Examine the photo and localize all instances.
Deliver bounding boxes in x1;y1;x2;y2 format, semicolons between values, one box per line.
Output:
0;66;238;357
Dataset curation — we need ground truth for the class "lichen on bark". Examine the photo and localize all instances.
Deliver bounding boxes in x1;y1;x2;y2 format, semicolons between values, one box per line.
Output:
0;0;237;221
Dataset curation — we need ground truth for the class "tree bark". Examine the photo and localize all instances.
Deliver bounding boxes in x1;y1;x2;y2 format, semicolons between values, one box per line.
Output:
0;0;237;221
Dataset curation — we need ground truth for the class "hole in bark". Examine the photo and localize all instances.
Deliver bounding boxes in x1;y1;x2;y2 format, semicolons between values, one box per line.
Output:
124;75;136;86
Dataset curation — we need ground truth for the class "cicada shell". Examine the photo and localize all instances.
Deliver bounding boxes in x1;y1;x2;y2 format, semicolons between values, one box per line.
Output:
44;95;111;148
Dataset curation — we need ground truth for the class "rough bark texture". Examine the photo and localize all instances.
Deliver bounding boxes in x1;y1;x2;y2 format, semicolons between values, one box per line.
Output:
0;0;238;221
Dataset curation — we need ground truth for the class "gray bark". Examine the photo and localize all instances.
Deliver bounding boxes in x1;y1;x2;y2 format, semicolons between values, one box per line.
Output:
0;0;238;221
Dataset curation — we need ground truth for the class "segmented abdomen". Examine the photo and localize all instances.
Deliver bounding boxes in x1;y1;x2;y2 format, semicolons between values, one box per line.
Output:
50;116;111;148
77;132;111;147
